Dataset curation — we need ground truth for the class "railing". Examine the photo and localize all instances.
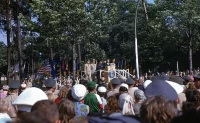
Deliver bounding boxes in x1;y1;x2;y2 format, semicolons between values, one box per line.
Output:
81;69;135;80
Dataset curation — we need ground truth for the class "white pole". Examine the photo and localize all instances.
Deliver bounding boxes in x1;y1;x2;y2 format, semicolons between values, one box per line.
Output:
177;61;179;76
135;0;140;79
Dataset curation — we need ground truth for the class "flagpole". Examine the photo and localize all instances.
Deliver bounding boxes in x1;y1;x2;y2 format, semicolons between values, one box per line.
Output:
135;0;140;79
177;61;179;76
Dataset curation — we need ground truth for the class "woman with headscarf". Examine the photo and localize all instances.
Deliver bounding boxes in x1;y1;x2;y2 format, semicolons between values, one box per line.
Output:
109;83;135;117
133;89;146;116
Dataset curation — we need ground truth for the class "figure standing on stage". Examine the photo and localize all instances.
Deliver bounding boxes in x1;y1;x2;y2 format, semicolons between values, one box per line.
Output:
84;60;92;81
91;59;97;80
106;59;110;66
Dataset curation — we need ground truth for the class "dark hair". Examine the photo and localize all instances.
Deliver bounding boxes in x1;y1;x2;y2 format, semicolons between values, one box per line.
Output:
182;102;196;114
31;100;59;123
140;96;177;123
15;111;52;123
58;99;75;123
185;90;200;108
171;109;200;123
119;86;128;93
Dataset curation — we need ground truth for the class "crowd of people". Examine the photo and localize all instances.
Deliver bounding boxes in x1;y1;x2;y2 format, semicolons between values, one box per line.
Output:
1;73;200;123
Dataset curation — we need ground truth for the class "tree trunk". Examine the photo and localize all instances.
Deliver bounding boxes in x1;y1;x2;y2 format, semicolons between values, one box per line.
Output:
17;0;23;82
6;0;11;84
142;0;148;20
189;37;193;73
78;41;81;69
73;44;76;78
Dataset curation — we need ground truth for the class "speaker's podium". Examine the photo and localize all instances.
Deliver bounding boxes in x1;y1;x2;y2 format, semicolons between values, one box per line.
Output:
104;63;116;83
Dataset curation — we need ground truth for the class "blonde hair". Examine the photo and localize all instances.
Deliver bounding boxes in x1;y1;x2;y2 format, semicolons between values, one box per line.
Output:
58;86;70;98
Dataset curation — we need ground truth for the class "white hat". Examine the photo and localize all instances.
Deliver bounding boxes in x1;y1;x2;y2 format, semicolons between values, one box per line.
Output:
12;87;48;112
165;81;184;94
120;83;129;90
72;84;87;101
143;80;152;89
98;86;107;93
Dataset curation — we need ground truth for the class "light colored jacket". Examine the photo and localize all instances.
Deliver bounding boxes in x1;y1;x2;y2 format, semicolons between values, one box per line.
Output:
2;93;18;118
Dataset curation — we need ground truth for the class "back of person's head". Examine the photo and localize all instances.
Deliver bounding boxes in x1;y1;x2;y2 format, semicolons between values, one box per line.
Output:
140;96;177;123
58;99;75;123
187;82;196;90
119;86;128;93
15;111;53;123
58;86;70;98
0;100;9;113
182;102;196;114
108;82;113;91
31;100;59;123
185;89;200;108
171;109;200;123
106;95;120;114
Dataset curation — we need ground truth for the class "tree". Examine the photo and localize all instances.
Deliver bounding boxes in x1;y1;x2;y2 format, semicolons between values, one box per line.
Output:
0;42;7;67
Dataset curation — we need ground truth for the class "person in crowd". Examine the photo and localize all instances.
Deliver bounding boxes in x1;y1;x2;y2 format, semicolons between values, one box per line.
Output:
107;78;121;97
126;78;138;99
88;115;142;123
97;86;107;113
140;96;177;123
194;75;200;92
104;94;120;116
47;93;55;101
187;82;196;90
0;85;9;100
30;100;60;123
96;60;103;84
171;108;200;123
71;84;89;120
84;81;103;115
2;80;20;119
58;99;75;123
119;83;129;94
183;75;193;85
110;91;135;117
182;102;196;114
0;100;12;123
12;87;48;115
136;79;144;91
44;78;57;100
107;82;113;92
19;82;27;94
133;89;146;116
97;77;108;89
185;89;200;109
55;86;70;104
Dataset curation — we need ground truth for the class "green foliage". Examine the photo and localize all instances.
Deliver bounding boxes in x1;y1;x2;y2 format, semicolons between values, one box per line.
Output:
0;42;7;67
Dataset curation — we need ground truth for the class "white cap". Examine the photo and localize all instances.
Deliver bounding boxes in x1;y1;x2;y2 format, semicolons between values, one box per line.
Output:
143;80;152;89
120;83;129;90
72;84;87;101
12;87;48;112
165;81;184;94
98;86;107;93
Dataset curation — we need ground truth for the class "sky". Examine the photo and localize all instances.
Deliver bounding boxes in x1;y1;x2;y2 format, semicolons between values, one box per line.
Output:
0;0;154;45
